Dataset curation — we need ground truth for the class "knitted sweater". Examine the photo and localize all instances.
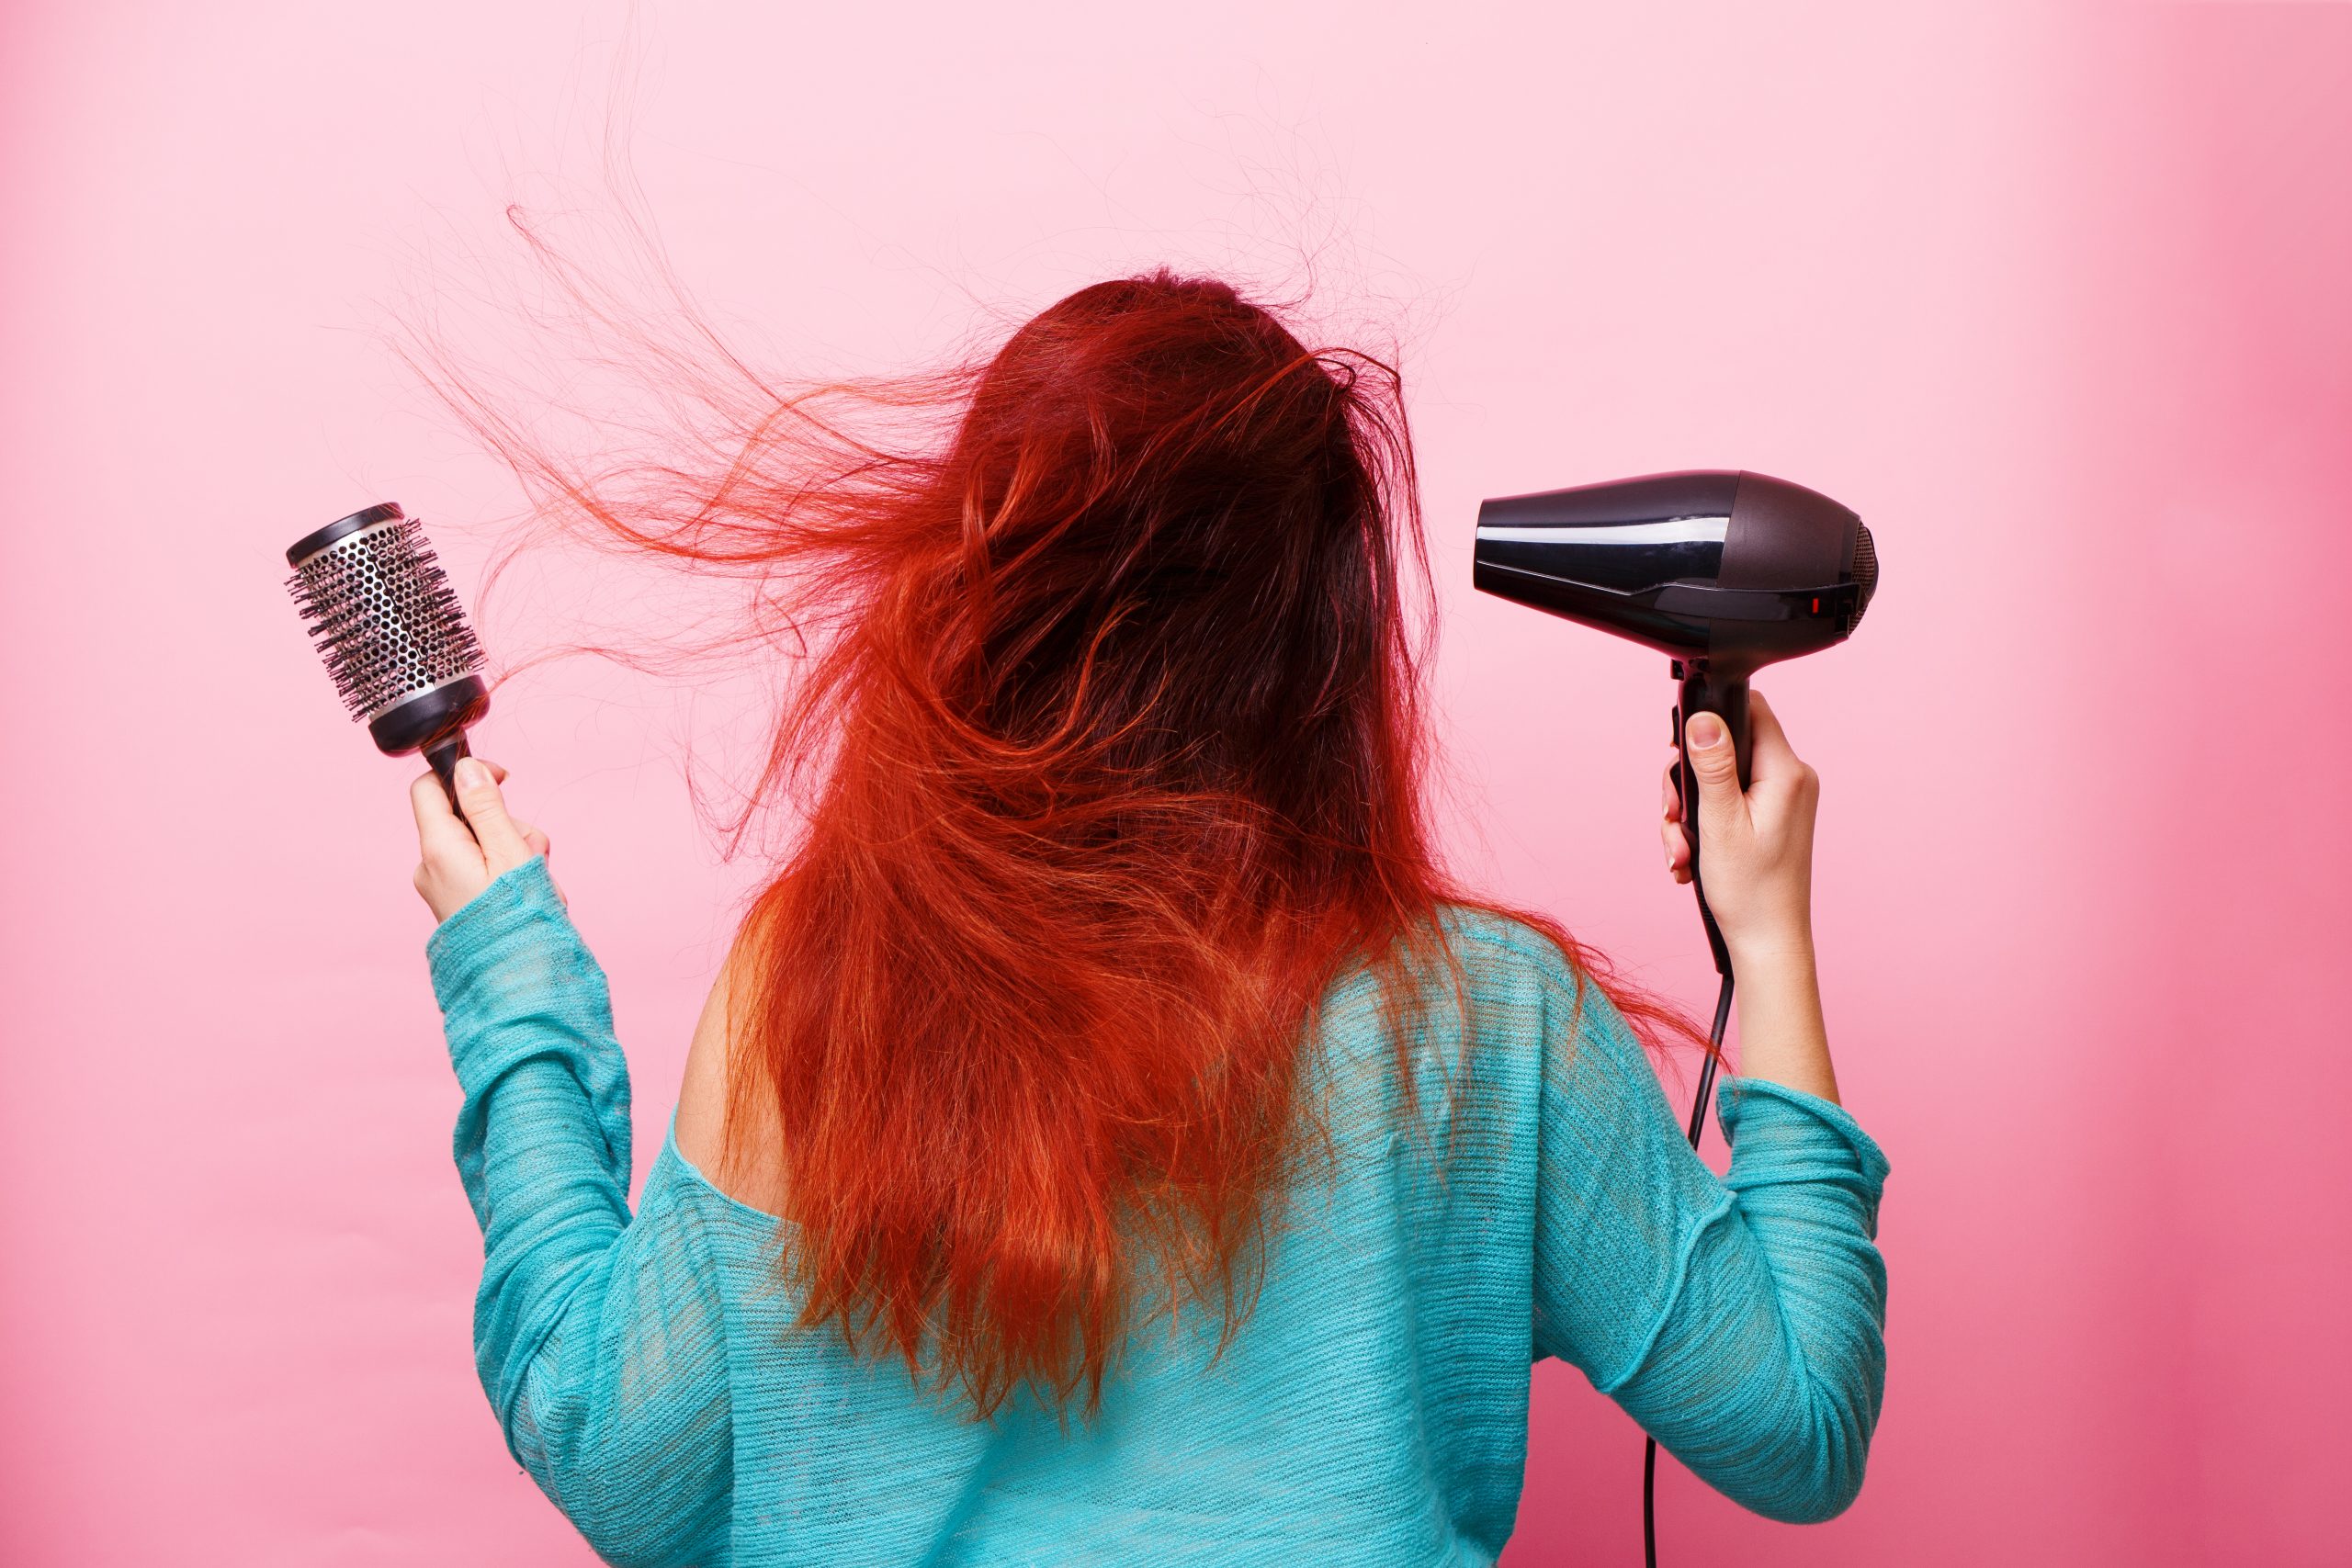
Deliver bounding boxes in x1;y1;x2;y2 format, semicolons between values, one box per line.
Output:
427;857;1890;1567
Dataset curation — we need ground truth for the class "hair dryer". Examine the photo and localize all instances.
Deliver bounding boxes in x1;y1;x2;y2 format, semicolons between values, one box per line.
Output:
1474;468;1878;976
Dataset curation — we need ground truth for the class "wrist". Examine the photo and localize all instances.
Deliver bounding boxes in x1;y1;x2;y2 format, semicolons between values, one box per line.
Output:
1725;921;1817;976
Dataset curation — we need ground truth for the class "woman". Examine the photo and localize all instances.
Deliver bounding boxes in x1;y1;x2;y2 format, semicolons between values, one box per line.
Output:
409;272;1887;1565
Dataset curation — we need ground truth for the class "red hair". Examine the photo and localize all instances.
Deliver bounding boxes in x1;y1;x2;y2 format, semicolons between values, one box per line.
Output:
425;260;1699;1416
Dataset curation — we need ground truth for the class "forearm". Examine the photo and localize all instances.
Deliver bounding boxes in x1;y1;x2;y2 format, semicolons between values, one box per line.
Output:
1727;931;1839;1105
1533;963;1889;1523
427;857;636;1303
426;861;740;1560
1625;1106;1889;1520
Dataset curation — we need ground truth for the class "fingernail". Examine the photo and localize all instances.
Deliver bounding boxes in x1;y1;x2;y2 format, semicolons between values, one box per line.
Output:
1687;713;1726;750
455;758;491;790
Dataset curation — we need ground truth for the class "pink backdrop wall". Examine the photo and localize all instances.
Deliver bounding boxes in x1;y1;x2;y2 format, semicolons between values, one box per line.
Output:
4;3;2346;1563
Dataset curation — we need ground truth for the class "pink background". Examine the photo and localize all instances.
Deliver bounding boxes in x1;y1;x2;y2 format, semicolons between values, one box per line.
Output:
4;3;2347;1563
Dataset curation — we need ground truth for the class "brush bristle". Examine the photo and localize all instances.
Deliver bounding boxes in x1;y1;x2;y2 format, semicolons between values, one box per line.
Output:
286;517;484;721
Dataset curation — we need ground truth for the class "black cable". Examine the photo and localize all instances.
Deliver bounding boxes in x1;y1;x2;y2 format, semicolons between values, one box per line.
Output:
1644;969;1735;1568
1687;974;1735;1146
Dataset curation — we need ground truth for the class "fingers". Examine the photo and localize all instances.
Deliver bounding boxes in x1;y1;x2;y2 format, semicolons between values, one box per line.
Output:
1660;756;1690;883
1744;690;1803;783
412;770;482;871
451;756;533;868
503;809;563;905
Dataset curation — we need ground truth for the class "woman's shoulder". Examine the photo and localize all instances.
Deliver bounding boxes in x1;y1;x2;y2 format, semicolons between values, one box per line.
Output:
673;947;791;1213
1294;899;1597;1015
1413;900;1645;1053
1426;900;1589;989
1299;899;1620;1054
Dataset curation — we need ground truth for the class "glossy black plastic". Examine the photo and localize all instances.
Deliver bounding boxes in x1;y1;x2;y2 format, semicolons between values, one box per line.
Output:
1672;665;1748;977
287;502;404;568
1473;469;1865;675
368;673;489;809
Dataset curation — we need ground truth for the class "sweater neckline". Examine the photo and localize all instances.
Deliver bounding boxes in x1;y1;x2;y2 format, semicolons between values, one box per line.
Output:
656;1112;789;1227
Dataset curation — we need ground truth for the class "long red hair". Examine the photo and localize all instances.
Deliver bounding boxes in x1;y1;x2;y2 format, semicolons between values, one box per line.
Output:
426;260;1696;1416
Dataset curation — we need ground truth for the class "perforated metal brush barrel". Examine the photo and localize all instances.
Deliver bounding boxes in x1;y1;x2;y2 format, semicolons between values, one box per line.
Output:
286;502;489;758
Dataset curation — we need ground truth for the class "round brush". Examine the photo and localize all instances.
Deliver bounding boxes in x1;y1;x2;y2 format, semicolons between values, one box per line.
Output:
285;502;490;809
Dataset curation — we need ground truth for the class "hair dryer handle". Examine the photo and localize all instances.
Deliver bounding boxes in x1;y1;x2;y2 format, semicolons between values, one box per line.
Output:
1673;668;1751;979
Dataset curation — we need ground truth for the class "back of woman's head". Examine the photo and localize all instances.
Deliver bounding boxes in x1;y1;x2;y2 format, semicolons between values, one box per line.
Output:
876;272;1422;878
736;272;1443;1416
434;265;1643;1417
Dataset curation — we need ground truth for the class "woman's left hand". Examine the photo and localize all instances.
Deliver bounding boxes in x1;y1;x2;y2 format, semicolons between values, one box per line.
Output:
411;756;556;922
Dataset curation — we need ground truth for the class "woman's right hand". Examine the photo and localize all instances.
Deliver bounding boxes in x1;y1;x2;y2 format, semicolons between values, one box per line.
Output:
412;757;555;925
1659;689;1820;961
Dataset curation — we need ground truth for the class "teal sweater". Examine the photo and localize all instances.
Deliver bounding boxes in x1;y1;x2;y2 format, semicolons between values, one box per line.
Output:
427;857;1889;1566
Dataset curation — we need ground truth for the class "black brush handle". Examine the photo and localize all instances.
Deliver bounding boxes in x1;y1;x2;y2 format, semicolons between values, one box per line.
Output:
1673;666;1751;979
424;729;472;823
370;681;489;829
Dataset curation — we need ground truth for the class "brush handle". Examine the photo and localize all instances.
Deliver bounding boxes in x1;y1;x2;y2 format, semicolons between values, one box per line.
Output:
424;728;472;824
1674;667;1752;979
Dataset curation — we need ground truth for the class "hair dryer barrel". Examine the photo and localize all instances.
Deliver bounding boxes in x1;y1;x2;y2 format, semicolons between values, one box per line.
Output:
1473;469;1875;672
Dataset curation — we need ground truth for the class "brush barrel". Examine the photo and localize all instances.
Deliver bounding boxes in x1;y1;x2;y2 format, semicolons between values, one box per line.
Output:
286;502;488;741
286;502;491;814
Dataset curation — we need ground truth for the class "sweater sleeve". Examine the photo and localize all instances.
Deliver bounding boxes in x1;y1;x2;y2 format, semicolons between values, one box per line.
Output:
426;858;734;1567
1529;966;1890;1524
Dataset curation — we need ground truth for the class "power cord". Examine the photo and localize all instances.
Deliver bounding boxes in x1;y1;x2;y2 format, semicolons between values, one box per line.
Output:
1643;970;1735;1568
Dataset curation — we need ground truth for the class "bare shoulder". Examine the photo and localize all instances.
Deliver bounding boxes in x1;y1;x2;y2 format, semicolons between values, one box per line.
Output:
673;948;786;1211
673;959;735;1172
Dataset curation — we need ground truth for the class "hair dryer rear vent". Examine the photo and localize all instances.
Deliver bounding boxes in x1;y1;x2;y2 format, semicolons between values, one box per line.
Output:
1843;521;1879;637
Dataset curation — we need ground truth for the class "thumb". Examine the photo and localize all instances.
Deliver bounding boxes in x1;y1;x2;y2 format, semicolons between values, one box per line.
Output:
452;756;531;866
1683;711;1748;840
